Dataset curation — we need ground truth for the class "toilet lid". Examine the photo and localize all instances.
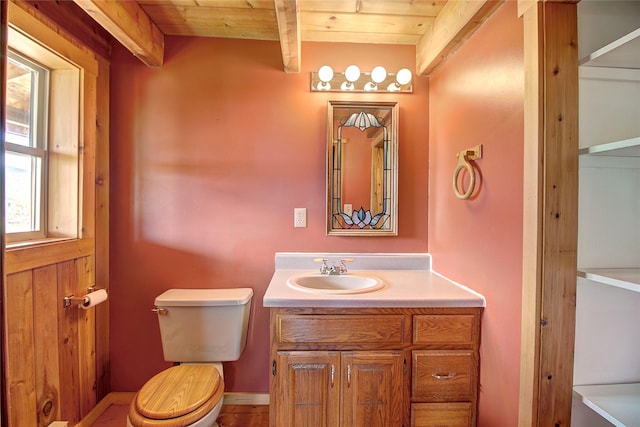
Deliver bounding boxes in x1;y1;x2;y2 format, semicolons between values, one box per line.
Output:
135;365;222;419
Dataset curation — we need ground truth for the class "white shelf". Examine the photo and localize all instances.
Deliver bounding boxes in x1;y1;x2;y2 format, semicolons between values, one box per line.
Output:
579;137;640;157
577;269;640;293
574;383;640;427
580;27;640;68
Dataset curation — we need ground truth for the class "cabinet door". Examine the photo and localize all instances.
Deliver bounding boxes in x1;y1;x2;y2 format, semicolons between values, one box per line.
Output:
275;351;340;427
341;351;405;427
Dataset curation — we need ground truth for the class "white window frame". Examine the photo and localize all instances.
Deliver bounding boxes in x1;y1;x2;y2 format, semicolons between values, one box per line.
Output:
5;50;50;243
5;14;86;247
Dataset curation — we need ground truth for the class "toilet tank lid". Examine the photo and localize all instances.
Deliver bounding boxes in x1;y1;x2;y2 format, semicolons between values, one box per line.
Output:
155;288;253;306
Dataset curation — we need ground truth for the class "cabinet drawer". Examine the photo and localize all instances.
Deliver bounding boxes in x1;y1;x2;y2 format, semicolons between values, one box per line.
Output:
411;402;472;427
276;314;409;346
412;350;476;401
413;315;476;347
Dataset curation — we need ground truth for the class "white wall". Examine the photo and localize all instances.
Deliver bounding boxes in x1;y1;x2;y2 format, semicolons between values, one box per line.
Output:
573;2;640;425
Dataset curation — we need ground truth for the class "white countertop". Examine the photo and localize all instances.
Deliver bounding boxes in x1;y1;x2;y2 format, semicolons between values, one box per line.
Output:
262;253;485;308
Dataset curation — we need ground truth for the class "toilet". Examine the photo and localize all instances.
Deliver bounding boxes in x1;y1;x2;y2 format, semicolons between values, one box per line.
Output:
127;288;253;427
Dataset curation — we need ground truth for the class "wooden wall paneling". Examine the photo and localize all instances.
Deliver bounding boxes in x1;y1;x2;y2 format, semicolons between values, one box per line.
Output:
4;1;106;424
518;1;579;426
94;55;110;400
33;265;61;426
48;68;81;239
1;1;8;425
5;238;93;275
8;2;98;75
77;255;96;417
57;260;81;424
538;4;578;424
5;271;38;426
81;70;97;240
519;4;544;424
15;0;112;59
6;257;97;426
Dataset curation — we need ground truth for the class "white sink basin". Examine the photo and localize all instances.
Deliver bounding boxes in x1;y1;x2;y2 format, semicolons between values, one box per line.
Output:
287;273;384;294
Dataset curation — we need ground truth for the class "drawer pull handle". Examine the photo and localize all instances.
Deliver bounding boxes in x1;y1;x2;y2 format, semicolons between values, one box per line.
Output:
347;365;351;387
432;373;457;380
330;364;335;387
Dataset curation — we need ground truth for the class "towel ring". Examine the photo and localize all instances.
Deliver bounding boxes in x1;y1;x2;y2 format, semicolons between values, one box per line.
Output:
452;145;482;200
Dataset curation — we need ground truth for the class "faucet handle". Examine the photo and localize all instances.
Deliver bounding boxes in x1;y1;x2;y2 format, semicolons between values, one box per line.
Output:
314;258;330;274
336;258;353;274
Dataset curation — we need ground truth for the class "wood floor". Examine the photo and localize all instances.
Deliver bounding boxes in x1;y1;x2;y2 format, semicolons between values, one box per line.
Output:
217;405;270;426
89;404;269;426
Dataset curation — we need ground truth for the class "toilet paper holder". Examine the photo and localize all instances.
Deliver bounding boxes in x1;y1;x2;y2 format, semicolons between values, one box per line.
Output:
63;286;106;308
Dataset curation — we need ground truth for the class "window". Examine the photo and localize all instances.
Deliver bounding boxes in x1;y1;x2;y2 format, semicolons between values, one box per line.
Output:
5;21;84;246
5;51;49;241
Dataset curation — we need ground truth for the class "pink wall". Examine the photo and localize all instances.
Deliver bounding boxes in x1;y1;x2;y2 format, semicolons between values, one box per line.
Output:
428;3;524;426
109;39;429;392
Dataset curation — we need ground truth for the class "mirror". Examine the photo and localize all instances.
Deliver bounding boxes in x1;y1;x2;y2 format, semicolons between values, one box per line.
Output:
327;101;398;236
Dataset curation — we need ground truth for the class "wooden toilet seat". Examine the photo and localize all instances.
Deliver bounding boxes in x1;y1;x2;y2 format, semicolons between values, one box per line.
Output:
128;364;224;427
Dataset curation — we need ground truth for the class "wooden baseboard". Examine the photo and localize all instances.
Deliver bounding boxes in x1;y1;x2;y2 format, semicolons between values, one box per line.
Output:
104;391;136;404
223;392;270;405
76;391;269;426
75;393;135;427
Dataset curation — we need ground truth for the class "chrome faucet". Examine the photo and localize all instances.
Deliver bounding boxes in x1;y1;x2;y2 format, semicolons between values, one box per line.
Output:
315;258;353;275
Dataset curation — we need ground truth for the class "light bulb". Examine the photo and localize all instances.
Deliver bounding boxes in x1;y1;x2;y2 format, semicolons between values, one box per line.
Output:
318;65;334;83
371;66;387;84
344;65;361;83
396;68;412;86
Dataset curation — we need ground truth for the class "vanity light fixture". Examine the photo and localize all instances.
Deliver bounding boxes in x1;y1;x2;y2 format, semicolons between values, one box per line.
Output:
311;65;413;93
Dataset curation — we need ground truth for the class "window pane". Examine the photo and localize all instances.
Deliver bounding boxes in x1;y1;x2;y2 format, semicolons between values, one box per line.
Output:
5;51;48;239
6;57;35;148
5;151;42;233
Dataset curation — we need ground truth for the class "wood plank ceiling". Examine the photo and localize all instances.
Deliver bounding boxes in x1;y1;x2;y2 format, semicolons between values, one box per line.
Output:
72;0;503;75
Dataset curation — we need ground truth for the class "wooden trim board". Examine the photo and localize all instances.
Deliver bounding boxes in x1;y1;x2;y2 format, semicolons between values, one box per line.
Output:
74;392;270;426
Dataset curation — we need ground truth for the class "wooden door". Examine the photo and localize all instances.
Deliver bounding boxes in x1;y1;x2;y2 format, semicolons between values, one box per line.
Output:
341;351;405;427
275;351;340;427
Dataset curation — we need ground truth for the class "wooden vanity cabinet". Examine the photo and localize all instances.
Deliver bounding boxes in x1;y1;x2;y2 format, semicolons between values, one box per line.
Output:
275;350;404;427
269;307;482;427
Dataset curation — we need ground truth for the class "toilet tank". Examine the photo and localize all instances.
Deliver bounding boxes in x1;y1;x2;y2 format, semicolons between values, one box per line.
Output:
154;288;253;362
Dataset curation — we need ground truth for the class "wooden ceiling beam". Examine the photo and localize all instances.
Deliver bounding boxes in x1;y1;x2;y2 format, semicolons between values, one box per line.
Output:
416;0;503;76
274;0;300;73
72;0;164;67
